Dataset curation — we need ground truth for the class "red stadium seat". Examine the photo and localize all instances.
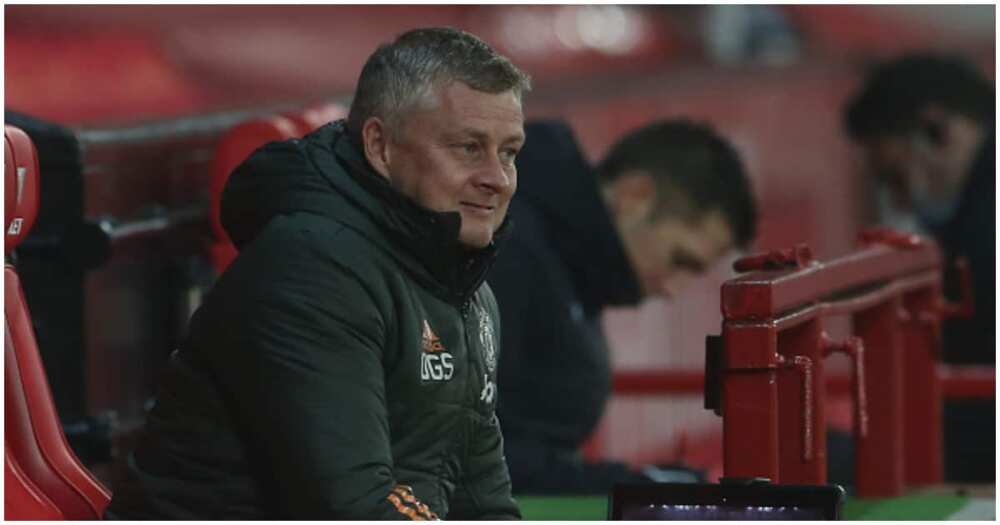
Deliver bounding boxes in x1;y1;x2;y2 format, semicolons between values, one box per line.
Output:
5;125;111;520
5;126;39;253
208;103;346;273
5;445;64;520
208;115;300;273
282;101;347;132
5;137;16;239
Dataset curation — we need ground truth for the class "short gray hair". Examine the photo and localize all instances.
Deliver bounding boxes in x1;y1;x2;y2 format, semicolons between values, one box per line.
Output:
347;27;531;145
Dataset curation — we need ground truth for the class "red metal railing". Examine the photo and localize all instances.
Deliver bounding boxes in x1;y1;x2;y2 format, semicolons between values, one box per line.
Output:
612;368;993;398
609;228;992;499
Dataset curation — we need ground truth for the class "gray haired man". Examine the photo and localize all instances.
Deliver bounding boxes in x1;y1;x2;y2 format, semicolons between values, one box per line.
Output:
106;27;529;519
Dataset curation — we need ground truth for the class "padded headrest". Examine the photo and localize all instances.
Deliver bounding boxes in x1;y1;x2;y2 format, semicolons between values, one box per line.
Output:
209;116;300;242
5;126;40;254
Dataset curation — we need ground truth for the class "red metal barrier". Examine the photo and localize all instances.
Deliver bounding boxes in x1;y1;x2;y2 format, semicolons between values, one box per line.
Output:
898;287;943;486
937;366;996;398
706;230;961;498
609;361;992;491
606;230;992;494
612;367;994;398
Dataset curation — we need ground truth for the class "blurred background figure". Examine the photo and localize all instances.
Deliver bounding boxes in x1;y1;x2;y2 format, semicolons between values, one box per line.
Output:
843;53;995;483
702;5;802;66
489;119;756;494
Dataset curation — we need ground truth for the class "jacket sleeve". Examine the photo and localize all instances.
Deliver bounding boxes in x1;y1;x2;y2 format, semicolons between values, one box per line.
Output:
205;225;433;520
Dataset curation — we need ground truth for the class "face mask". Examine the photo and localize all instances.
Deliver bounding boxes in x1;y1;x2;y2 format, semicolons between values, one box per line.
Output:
876;186;927;234
910;185;961;228
905;129;962;228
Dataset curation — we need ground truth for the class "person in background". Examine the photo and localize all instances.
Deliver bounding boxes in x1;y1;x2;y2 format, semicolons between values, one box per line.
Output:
488;119;757;494
106;27;529;519
844;52;994;483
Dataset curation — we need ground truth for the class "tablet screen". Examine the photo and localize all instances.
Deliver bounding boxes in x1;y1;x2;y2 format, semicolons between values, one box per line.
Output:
609;482;845;520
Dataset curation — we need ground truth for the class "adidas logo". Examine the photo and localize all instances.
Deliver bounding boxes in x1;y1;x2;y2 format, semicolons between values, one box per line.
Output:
422;320;444;353
420;320;453;382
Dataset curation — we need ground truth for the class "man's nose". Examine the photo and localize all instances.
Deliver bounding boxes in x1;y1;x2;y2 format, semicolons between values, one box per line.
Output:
474;156;514;194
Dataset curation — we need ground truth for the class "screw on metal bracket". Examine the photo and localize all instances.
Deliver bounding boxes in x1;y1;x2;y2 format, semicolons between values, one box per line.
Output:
732;243;813;273
857;226;925;250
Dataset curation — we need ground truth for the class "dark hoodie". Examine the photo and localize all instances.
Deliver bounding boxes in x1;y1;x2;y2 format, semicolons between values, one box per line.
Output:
487;121;641;491
933;128;994;483
106;121;520;519
933;127;995;366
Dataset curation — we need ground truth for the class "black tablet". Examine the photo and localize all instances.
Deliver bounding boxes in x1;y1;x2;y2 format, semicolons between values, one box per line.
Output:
608;482;845;520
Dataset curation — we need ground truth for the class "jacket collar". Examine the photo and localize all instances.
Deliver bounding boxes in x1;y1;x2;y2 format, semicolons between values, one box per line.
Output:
321;121;510;305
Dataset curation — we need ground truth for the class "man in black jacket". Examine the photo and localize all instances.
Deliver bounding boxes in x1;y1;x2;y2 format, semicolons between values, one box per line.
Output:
489;120;756;494
106;27;529;519
844;53;994;483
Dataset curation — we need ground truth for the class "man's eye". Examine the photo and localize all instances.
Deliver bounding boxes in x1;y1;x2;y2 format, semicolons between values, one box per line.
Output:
456;143;480;156
499;148;519;164
672;252;706;273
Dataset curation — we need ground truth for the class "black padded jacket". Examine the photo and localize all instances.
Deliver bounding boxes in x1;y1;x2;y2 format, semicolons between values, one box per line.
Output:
105;121;520;520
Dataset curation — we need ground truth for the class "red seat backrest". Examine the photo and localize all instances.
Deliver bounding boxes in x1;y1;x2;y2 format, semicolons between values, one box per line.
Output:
5;445;64;520
207;103;346;273
208;115;300;273
5;137;16;239
5;126;39;253
4;125;111;520
282;101;347;133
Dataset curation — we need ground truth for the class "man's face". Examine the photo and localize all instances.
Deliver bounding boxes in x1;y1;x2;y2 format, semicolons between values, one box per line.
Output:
621;209;735;298
864;135;916;209
384;82;525;248
862;131;962;212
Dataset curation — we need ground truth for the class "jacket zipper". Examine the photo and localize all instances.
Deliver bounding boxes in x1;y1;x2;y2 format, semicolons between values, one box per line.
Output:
459;300;476;471
460;299;477;383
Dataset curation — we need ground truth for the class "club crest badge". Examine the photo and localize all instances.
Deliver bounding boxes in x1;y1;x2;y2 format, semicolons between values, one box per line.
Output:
474;304;497;373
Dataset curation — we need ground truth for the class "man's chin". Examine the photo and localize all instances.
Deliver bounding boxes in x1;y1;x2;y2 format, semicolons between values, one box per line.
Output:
458;230;493;250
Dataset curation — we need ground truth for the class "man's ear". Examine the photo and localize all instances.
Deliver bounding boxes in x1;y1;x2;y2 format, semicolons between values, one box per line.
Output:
608;171;656;228
361;117;392;179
